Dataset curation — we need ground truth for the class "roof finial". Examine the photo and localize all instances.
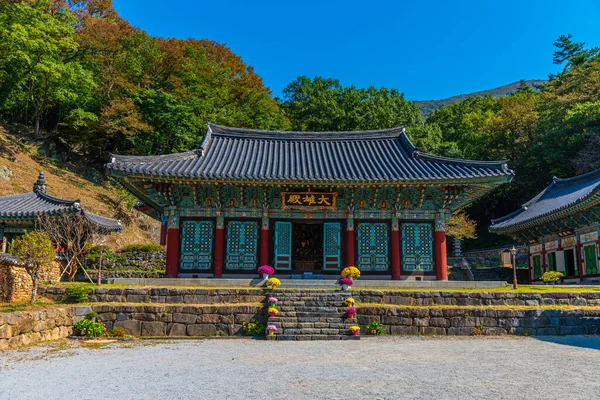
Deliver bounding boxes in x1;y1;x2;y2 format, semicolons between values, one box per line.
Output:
33;171;46;193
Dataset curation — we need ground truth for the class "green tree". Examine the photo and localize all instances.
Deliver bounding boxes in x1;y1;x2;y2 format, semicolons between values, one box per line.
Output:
9;231;55;304
282;76;423;131
0;0;95;137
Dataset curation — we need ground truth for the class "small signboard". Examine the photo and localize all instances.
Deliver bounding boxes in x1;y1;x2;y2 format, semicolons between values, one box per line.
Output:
281;192;337;210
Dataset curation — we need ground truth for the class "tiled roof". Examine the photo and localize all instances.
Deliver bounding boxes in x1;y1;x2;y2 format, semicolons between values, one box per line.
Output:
0;172;122;233
106;123;514;183
0;191;79;217
490;168;600;233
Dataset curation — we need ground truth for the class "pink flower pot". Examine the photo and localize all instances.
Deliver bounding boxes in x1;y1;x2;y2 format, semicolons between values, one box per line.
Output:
269;312;276;317
352;331;359;336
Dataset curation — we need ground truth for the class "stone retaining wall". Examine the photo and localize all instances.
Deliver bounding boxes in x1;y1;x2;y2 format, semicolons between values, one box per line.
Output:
1;261;61;302
84;251;165;279
356;290;600;307
38;286;266;304
357;306;600;336
0;308;73;350
91;304;264;337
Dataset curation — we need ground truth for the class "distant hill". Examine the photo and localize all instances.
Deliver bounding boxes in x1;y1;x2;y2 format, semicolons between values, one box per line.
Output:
415;80;546;118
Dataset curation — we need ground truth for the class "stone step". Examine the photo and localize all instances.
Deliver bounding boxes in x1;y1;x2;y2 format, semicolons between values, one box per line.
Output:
266;335;360;341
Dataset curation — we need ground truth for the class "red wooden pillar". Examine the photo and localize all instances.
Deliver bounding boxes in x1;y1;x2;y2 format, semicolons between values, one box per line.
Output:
434;230;448;281
527;252;532;283
260;227;269;266
160;222;167;246
577;241;584;282
213;225;224;278
165;228;179;278
391;230;401;280
346;228;355;267
541;248;547;273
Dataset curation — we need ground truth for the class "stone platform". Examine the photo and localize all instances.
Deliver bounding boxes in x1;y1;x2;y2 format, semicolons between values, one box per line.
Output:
107;277;507;289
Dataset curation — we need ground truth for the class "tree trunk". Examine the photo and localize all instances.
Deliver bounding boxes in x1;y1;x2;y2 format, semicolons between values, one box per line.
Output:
30;271;39;304
34;113;40;138
97;246;103;286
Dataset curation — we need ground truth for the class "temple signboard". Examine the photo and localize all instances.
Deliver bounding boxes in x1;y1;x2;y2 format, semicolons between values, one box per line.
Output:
281;192;337;210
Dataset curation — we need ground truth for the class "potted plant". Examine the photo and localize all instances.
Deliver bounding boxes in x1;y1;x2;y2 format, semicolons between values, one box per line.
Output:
258;265;275;279
346;307;357;318
542;271;564;285
344;297;355;307
339;277;353;291
266;324;277;336
268;307;279;317
266;277;281;290
341;266;361;280
268;297;279;307
366;321;385;335
349;325;360;336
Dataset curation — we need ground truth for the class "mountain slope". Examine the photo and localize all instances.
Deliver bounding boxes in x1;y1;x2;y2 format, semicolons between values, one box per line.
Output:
0;124;158;250
415;80;545;118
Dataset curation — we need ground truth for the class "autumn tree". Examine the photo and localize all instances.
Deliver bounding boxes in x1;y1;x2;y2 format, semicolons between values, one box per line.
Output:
9;231;55;304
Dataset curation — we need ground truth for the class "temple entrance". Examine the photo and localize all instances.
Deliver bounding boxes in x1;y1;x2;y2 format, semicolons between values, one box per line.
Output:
292;222;323;271
273;220;342;272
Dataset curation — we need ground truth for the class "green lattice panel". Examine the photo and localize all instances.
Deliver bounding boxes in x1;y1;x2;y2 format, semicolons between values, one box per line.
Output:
225;221;259;271
323;222;341;271
180;220;213;271
274;221;292;270
401;223;433;272
357;222;389;272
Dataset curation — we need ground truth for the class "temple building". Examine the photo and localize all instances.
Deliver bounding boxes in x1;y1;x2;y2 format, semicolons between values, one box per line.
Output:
106;123;513;280
490;168;600;283
0;172;122;252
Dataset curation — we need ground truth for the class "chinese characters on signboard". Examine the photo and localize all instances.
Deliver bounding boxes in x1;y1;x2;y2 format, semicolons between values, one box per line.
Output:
281;192;337;210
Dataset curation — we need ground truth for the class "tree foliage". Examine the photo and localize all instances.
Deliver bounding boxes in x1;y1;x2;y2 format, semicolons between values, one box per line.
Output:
0;0;289;158
8;230;55;304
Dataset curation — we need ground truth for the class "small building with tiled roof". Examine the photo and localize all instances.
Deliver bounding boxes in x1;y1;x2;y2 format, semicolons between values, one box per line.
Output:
107;123;513;280
0;172;121;251
490;168;600;283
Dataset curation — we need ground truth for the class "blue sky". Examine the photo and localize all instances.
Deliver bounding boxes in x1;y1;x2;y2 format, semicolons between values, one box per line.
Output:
112;0;600;100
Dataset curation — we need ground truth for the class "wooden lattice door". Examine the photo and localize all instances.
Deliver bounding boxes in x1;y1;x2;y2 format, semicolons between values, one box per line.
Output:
323;222;341;271
180;220;214;271
401;223;433;272
274;221;292;270
225;221;259;271
356;222;389;272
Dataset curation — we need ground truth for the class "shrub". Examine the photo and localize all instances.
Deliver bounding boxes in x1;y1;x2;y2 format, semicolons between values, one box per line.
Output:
542;271;564;283
366;321;385;335
121;243;163;253
85;245;114;264
242;318;265;336
341;266;361;279
74;318;106;337
107;327;127;338
67;285;91;303
86;311;98;320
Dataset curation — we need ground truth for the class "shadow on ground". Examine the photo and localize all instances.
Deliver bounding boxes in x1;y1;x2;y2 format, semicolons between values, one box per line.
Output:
534;335;600;350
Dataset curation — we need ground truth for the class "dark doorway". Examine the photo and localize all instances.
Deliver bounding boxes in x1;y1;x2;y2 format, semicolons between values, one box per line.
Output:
292;222;323;271
565;248;576;277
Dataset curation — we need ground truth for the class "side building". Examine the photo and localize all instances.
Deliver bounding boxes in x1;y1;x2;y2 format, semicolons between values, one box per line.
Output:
490;168;600;283
0;172;122;251
106;123;513;280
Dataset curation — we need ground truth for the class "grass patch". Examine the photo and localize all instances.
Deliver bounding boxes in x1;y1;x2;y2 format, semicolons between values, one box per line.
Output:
356;303;600;311
0;300;60;313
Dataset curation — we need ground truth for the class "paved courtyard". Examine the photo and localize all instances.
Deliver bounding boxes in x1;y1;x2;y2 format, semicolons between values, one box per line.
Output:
1;336;600;399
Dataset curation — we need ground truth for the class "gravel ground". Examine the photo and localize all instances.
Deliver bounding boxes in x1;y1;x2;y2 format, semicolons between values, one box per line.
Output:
1;336;600;399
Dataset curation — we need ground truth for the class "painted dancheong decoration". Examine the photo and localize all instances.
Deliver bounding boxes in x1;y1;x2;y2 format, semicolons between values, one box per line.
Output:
105;122;513;280
490;168;600;284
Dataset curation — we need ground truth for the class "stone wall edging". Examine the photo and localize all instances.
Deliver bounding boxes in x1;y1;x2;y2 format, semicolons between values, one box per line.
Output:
0;308;73;350
356;306;600;336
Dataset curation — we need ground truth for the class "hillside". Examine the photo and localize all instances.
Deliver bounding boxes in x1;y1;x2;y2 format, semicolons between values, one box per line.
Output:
0;124;158;250
416;80;546;118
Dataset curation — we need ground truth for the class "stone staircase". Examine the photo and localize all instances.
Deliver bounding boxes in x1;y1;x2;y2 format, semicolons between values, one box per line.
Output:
266;290;360;341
